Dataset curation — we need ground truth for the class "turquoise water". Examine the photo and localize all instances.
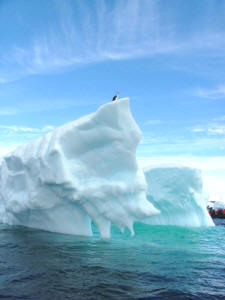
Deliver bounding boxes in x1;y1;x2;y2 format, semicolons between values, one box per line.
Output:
0;220;225;299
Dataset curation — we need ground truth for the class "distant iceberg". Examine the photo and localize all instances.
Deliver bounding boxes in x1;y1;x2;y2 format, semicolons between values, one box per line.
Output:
143;166;213;226
0;98;214;237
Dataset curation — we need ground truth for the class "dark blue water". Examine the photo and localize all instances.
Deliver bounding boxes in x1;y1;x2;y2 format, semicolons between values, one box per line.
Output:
0;220;225;299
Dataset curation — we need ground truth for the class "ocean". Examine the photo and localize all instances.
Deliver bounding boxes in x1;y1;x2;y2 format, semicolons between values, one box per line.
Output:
0;219;225;299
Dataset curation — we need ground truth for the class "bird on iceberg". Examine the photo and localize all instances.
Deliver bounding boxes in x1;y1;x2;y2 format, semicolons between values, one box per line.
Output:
112;92;119;101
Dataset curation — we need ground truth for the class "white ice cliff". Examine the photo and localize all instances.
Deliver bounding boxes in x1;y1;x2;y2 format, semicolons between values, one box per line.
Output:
0;98;213;237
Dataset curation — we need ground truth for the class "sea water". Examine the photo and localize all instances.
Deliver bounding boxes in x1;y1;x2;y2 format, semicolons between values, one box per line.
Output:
0;220;225;299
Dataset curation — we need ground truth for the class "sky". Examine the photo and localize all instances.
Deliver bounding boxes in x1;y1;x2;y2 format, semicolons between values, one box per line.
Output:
0;0;225;201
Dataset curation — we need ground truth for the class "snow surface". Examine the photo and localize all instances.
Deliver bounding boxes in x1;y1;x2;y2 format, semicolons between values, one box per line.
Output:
0;98;214;237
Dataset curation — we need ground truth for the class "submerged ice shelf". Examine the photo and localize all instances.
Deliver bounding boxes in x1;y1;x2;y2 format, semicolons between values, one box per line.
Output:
0;98;214;237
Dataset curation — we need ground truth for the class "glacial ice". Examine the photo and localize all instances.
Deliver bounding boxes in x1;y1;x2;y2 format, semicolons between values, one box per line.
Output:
143;166;214;226
0;98;214;237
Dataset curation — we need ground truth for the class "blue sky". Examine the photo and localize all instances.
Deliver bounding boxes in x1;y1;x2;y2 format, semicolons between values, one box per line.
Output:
0;0;225;199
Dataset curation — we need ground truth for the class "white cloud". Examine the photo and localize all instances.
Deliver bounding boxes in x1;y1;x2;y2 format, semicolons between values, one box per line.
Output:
0;125;55;158
0;107;20;116
191;113;225;136
138;155;225;171
0;0;205;81
141;132;225;149
214;115;225;122
192;127;205;133
0;125;55;156
208;126;225;135
203;175;225;203
0;125;54;133
140;136;164;145
0;98;100;115
192;124;225;135
42;125;55;132
1;0;225;82
145;119;163;125
0;143;19;156
194;85;225;99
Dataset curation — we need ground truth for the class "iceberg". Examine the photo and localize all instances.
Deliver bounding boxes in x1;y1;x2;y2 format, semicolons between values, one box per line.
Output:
143;166;214;226
0;98;213;237
0;99;159;237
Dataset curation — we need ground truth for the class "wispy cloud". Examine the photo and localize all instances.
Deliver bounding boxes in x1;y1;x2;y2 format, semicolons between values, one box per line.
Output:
208;126;225;135
139;130;225;158
0;125;54;133
191;123;225;136
2;0;225;82
0;124;56;156
0;107;20;116
0;125;54;151
0;125;54;156
213;115;225;122
190;111;225;136
1;0;161;80
0;0;225;83
145;119;163;125
0;97;101;116
192;127;205;133
138;155;225;172
194;85;225;99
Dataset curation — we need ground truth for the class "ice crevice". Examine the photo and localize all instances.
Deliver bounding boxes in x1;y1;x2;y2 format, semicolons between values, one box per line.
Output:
0;98;214;238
